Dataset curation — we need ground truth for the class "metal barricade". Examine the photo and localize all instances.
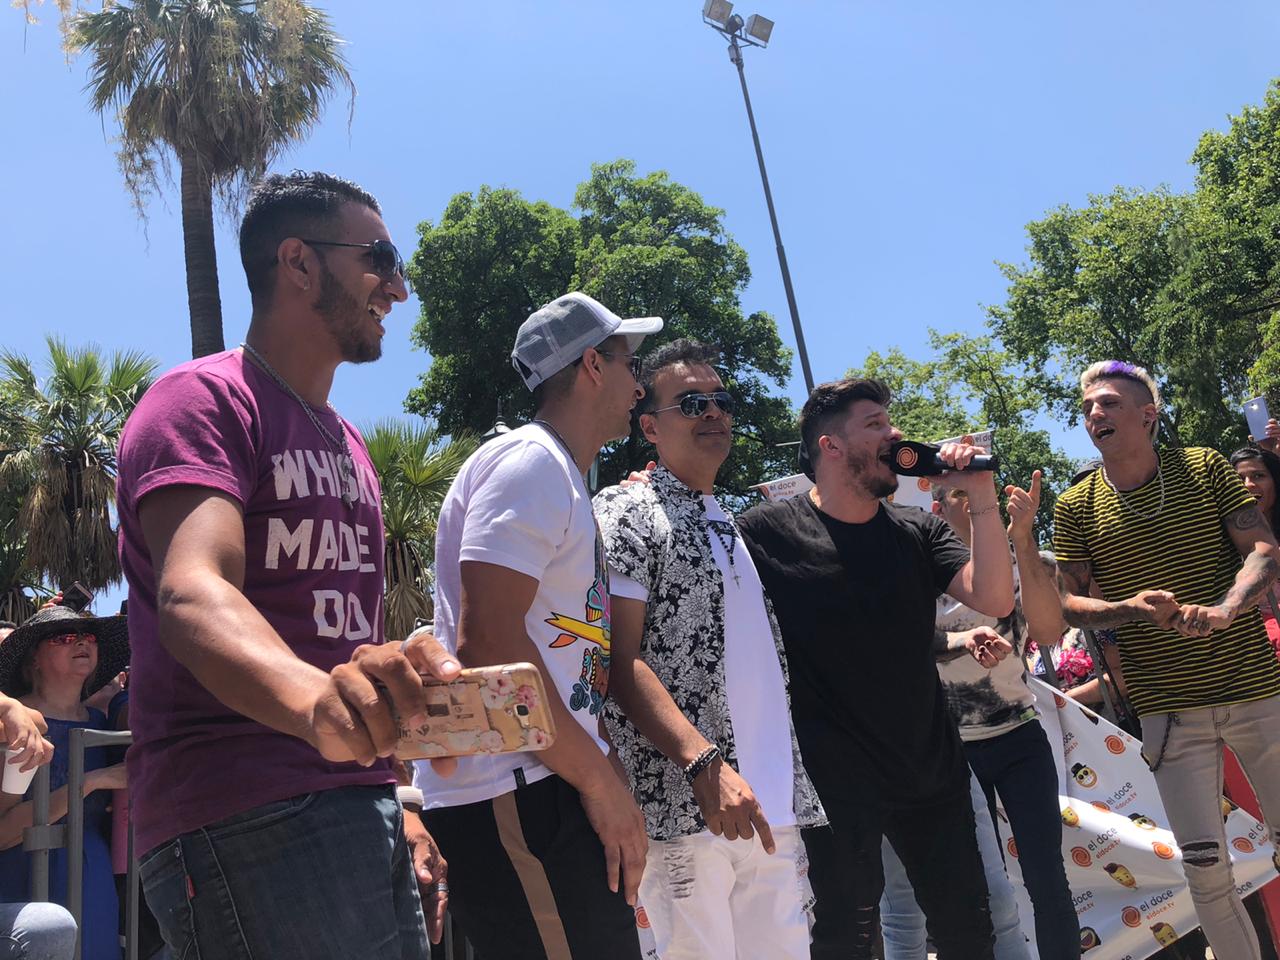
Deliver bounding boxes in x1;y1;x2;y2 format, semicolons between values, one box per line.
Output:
25;728;476;960
22;728;137;960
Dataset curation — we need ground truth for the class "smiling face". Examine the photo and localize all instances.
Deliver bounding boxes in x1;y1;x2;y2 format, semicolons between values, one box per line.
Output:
1072;763;1098;788
1235;457;1276;518
640;362;733;482
1082;377;1156;456
308;202;407;364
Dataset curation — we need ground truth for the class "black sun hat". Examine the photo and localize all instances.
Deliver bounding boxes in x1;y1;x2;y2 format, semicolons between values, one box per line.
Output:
0;605;130;699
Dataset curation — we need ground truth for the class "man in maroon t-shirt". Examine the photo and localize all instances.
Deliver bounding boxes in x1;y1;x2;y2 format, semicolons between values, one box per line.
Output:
116;172;456;960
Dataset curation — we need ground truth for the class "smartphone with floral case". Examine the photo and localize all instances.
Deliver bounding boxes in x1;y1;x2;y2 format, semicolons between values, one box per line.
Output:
394;662;556;760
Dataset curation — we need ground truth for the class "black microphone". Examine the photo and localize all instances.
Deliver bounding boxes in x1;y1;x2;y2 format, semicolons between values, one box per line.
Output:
889;440;999;476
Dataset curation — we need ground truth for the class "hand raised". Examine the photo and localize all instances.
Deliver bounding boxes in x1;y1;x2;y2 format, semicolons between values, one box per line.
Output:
1004;470;1042;540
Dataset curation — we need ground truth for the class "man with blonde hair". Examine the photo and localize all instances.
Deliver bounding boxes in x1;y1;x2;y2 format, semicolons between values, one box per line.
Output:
1054;359;1280;960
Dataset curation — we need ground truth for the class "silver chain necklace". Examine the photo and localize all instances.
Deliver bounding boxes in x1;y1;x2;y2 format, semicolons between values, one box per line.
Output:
1101;462;1164;521
241;343;356;509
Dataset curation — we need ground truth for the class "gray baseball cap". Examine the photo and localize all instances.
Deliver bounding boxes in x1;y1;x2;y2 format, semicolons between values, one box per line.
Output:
511;292;663;391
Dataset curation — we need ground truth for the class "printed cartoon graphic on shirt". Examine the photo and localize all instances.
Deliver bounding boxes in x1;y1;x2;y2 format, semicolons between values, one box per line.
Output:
545;528;612;715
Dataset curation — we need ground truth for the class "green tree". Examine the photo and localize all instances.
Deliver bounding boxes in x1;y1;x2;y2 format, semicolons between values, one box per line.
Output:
362;418;478;643
67;0;353;358
407;160;797;503
991;79;1280;452
1186;80;1280;412
0;338;158;594
988;187;1196;439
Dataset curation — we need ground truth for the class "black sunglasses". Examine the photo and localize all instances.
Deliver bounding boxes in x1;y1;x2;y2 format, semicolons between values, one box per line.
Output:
299;238;406;283
653;391;736;419
595;350;643;380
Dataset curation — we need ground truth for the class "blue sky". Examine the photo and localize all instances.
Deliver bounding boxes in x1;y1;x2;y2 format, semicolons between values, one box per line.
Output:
4;0;1280;606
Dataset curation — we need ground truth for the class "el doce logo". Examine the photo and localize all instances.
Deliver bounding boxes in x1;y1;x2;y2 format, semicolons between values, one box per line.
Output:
896;446;919;470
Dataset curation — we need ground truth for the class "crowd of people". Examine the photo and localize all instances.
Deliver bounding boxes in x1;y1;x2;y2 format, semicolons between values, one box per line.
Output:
2;169;1280;960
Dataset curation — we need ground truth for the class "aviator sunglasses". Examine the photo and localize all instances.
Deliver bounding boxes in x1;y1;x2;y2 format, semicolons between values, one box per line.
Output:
299;238;406;283
652;391;736;419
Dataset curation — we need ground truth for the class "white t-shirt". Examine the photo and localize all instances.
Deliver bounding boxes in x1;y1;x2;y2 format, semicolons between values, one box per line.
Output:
611;494;795;827
414;424;611;808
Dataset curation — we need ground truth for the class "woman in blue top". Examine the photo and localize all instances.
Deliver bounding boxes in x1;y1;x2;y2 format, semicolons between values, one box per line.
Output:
0;604;130;960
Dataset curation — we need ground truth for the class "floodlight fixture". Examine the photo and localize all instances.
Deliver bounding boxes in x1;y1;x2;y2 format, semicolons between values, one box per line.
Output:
702;0;733;27
697;3;815;391
744;14;773;46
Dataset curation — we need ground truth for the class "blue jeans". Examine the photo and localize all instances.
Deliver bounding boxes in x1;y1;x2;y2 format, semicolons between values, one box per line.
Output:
140;785;428;960
0;903;77;960
965;720;1078;960
879;767;1031;960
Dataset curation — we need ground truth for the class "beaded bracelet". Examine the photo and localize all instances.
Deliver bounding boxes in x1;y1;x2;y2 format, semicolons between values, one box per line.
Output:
683;745;721;784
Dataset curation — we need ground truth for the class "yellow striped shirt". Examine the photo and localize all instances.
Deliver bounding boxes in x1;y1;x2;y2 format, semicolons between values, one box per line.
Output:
1053;447;1280;716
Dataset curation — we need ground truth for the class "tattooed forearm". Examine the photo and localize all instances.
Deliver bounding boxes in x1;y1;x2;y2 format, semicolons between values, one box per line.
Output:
1056;559;1144;628
1217;549;1280;617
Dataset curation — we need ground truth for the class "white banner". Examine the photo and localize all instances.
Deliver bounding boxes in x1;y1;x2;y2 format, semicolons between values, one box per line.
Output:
1000;680;1278;959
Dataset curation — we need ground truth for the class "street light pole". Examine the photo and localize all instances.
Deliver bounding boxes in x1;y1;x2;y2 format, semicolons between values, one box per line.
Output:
708;11;815;393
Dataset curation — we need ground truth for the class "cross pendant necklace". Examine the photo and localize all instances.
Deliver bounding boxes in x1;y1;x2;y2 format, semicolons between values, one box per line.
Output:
707;518;741;587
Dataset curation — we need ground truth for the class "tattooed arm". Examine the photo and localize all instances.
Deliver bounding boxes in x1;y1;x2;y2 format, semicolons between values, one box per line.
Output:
1174;505;1280;637
1056;559;1181;630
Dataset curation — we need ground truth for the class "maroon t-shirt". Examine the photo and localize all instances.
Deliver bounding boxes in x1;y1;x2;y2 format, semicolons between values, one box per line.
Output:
116;349;393;855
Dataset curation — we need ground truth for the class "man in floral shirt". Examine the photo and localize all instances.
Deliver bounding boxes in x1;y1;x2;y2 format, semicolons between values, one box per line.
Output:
594;340;824;959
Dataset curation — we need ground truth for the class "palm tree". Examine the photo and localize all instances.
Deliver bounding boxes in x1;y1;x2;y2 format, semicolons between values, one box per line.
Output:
0;491;39;625
68;0;353;358
362;419;479;645
0;338;158;595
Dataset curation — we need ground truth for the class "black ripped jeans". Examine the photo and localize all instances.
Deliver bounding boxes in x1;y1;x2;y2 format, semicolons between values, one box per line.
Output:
803;785;995;960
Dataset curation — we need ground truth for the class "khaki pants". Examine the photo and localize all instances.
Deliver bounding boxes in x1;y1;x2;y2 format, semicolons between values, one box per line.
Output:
1142;694;1280;960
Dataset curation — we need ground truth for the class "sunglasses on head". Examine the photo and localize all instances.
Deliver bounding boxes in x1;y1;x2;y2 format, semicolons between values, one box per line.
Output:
47;633;96;646
300;238;406;283
653;391;736;419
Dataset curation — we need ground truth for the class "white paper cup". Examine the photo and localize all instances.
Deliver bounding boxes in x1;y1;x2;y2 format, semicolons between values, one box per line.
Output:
2;749;38;796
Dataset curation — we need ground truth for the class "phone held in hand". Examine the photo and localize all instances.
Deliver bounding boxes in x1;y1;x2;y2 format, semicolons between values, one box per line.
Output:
394;662;557;761
60;581;95;613
1244;396;1271;441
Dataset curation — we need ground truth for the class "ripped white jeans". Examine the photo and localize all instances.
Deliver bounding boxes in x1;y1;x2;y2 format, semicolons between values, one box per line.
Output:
638;824;809;960
1142;693;1280;960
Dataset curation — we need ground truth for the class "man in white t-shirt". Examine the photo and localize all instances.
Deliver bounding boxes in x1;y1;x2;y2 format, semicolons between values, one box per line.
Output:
412;292;661;959
592;340;825;959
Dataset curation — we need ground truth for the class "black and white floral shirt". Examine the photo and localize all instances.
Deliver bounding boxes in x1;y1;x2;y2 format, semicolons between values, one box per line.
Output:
593;466;825;841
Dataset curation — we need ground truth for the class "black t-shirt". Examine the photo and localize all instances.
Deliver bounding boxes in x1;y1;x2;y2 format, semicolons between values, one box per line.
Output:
738;494;971;811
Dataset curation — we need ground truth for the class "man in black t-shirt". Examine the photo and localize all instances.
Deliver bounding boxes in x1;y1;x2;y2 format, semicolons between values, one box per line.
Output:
738;377;1014;960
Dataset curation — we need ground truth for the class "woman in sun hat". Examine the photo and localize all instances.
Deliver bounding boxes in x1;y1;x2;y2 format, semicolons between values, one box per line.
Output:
0;603;131;960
